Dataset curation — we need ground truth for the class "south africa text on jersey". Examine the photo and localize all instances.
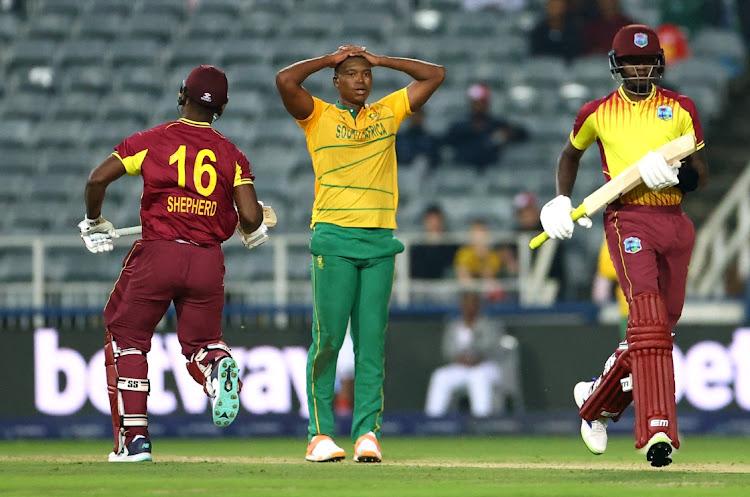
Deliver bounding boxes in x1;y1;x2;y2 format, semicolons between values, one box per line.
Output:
167;195;218;216
336;122;388;141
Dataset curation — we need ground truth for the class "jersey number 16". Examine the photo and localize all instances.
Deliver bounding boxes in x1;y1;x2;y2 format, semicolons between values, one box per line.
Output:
170;145;217;197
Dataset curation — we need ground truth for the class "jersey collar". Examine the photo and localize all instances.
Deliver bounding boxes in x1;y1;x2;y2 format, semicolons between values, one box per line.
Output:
335;101;363;120
178;118;212;127
617;84;658;104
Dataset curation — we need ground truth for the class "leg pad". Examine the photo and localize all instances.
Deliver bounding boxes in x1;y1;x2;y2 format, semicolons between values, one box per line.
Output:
579;342;633;422
627;293;680;449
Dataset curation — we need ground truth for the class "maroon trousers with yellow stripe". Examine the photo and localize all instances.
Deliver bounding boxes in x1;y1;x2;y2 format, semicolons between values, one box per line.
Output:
604;203;694;330
602;202;694;448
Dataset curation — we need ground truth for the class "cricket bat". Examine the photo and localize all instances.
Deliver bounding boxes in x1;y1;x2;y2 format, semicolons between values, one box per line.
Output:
114;206;278;238
529;134;697;249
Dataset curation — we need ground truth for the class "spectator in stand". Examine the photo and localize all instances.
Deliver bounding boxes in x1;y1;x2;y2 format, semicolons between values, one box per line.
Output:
395;107;440;175
529;0;583;61
582;0;634;55
656;23;691;65
498;192;568;300
424;291;507;417
410;204;459;279
442;83;529;171
461;0;526;12
453;219;505;300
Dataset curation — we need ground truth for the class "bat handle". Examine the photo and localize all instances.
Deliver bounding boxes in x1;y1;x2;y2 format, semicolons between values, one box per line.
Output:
529;232;549;249
115;226;142;237
528;203;588;250
570;204;588;222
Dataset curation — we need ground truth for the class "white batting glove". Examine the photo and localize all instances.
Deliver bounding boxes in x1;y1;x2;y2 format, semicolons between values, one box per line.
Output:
540;195;591;240
78;216;118;253
637;151;679;191
237;223;268;249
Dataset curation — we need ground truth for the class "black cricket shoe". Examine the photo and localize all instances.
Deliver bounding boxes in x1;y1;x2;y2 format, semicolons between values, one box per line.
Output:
645;433;673;467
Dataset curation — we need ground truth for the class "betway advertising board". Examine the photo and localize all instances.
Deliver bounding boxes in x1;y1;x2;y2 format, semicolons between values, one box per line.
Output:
3;321;750;423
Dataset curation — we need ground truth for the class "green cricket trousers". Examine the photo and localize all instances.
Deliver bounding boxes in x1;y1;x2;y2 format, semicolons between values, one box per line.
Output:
306;223;404;442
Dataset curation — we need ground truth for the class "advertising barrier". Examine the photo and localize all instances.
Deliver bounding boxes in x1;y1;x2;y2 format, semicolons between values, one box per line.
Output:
2;319;749;438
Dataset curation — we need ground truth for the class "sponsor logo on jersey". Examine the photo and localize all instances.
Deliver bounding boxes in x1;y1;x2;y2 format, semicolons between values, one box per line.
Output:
624;236;642;254
201;92;213;103
317;255;324;269
634;33;648;48
657;105;673;121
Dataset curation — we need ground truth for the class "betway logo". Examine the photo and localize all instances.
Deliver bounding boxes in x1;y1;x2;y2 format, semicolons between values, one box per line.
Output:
672;328;750;411
34;329;310;417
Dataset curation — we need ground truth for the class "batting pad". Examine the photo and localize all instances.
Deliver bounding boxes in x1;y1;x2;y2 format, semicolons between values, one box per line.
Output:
579;343;632;422
627;293;680;450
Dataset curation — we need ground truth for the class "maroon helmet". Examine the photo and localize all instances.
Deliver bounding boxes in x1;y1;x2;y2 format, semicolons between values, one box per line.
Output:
178;65;229;117
608;24;665;94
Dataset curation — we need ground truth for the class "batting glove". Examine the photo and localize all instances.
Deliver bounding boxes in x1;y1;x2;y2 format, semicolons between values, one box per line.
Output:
237;222;268;249
78;216;118;253
638;151;679;191
540;195;591;240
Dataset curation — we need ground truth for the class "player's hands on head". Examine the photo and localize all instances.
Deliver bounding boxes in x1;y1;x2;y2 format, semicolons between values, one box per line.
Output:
638;151;679;191
328;45;362;67
237;222;268;250
540;195;590;240
78;216;118;253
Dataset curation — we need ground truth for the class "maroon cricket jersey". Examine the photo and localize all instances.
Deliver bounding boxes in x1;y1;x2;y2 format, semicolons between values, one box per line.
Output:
113;118;254;246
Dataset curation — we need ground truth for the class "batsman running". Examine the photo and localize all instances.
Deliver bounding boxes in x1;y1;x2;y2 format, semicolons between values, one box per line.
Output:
79;65;270;462
276;45;444;463
538;25;708;467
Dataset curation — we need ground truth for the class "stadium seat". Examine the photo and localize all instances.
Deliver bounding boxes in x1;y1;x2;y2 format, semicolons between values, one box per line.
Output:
56;40;111;68
124;14;180;43
61;67;112;96
0;14;18;43
184;12;237;40
110;40;162;66
34;0;82;16
89;0;136;17
0;252;33;283
1;92;50;121
691;28;747;73
137;0;188;18
668;57;732;88
224;63;277;93
28;174;80;204
0;120;34;148
26;13;72;42
5;39;57;71
0;174;30;204
433;166;482;195
75;13;124;42
235;13;285;40
85;118;143;151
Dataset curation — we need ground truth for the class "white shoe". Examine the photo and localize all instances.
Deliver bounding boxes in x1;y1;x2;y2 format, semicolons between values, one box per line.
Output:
574;381;608;455
353;431;381;463
306;435;345;462
644;432;674;467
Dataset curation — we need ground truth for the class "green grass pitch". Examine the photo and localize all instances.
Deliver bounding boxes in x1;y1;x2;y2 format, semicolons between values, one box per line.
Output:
1;435;749;496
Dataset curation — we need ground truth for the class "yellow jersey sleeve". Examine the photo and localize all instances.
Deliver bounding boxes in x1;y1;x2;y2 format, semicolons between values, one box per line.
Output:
376;88;412;131
296;96;327;133
112;150;147;176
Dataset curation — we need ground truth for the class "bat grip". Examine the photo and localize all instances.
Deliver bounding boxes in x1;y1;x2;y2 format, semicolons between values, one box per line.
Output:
528;203;588;250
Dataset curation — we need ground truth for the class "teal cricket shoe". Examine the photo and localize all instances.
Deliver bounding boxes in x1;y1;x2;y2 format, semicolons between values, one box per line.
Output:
211;357;240;427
